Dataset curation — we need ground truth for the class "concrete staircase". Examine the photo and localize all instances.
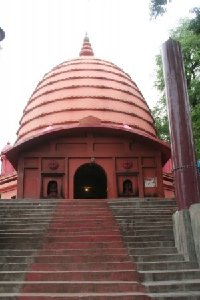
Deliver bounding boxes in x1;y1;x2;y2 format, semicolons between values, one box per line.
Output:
0;199;150;299
109;198;200;300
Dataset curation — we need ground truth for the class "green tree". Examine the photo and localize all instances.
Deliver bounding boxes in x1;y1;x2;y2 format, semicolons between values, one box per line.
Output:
149;0;171;18
152;8;200;159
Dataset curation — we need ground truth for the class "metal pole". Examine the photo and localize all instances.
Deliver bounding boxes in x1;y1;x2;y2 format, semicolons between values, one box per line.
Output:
162;38;200;210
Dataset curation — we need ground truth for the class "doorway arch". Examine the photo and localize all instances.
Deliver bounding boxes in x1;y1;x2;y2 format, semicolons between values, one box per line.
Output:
74;163;107;199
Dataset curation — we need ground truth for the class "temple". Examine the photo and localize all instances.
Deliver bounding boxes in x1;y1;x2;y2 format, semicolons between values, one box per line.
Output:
0;36;173;199
1;37;200;299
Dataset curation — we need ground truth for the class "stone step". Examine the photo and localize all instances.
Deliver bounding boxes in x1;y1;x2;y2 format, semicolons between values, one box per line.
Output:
1;210;112;213
0;243;42;250
109;199;176;204
10;226;121;233
0;292;151;299
0;234;123;243
0;229;120;236
0;254;131;264
118;220;173;225
1;216;116;221
145;279;200;293
0;250;37;256
137;261;198;271
131;253;184;263
140;269;200;281
0;270;140;281
149;291;200;300
0;241;124;250
111;210;176;214
120;225;173;230
1;197;200;299
2;222;118;229
29;261;135;272
123;235;174;242
109;211;175;216
128;247;177;255
120;229;174;236
117;218;173;223
44;235;122;243
127;241;175;248
115;215;173;220
0;248;128;256
17;281;146;294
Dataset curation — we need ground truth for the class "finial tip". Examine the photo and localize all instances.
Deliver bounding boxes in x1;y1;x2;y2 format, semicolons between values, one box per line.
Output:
79;34;94;56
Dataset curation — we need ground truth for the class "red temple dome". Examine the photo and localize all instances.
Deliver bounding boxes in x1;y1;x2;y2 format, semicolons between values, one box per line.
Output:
16;36;156;145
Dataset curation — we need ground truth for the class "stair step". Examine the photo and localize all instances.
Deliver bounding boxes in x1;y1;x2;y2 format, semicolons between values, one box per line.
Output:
137;261;198;271
145;279;200;293
1;197;199;299
121;229;173;236
0;281;146;293
131;254;184;263
127;241;175;248
0;248;128;256
0;293;151;299
0;270;140;281
128;247;177;255
140;269;200;281
29;261;135;271
123;235;174;242
149;291;200;299
0;254;131;264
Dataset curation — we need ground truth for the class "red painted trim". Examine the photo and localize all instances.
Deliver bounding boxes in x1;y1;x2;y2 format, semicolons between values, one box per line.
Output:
23;86;149;125
22;95;153;122
19;105;154;130
17;115;155;141
6;124;171;170
32;73;142;100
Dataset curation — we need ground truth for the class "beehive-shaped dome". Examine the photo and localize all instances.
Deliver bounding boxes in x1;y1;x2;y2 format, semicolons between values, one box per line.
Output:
16;36;156;144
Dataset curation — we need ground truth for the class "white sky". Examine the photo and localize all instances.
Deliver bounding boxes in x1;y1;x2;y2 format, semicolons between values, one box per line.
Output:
0;0;199;151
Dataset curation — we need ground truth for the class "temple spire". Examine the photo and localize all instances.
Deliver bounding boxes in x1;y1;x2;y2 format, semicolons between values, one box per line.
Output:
79;33;94;56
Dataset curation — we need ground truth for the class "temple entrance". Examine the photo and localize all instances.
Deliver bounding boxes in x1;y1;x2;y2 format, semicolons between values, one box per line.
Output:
74;163;107;199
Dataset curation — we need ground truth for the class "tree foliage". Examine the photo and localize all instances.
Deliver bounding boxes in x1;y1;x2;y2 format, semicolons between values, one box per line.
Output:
152;8;200;159
149;0;171;18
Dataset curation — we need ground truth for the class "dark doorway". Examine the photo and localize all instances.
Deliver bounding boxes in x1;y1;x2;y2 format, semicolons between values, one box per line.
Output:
47;180;58;198
74;163;107;199
123;179;133;196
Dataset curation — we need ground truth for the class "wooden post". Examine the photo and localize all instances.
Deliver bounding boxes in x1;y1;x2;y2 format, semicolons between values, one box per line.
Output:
162;38;200;210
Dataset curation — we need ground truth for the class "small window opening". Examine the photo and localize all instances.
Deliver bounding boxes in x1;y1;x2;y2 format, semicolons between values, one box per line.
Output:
47;180;58;198
123;179;133;196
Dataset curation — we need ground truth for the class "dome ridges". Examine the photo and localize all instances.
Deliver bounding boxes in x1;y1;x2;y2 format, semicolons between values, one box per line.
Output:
17;110;156;145
36;69;138;93
29;76;146;105
22;94;151;129
21;95;153;123
46;59;132;81
79;35;94;56
37;74;138;91
42;65;133;89
16;119;156;143
32;68;142;94
24;62;139;112
17;48;156;145
24;79;148;111
17;107;153;129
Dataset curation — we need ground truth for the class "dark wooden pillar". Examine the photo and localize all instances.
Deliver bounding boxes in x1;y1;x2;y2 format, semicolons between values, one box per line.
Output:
162;38;200;210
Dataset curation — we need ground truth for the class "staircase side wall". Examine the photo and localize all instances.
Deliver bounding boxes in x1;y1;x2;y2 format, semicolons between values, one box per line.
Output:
189;204;200;266
173;205;200;265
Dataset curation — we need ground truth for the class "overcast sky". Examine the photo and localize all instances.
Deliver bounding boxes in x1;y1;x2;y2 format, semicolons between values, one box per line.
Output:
0;0;199;151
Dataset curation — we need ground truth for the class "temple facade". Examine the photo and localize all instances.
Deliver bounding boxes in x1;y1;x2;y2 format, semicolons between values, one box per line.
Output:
1;36;172;199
